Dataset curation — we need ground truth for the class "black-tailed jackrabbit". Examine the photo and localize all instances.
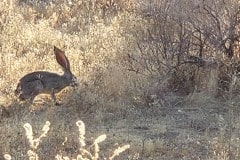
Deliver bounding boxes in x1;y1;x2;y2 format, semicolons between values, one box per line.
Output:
15;46;77;104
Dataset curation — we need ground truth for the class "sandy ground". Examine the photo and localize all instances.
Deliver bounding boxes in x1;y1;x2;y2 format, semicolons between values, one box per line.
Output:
1;92;240;160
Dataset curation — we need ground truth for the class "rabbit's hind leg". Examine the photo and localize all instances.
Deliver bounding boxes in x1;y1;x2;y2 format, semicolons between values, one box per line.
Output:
25;80;44;104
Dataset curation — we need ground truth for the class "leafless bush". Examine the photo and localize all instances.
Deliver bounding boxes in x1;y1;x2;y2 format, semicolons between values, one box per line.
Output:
124;0;240;97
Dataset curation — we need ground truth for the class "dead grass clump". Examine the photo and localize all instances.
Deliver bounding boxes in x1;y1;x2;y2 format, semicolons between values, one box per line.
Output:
210;136;240;160
216;58;240;98
167;62;220;96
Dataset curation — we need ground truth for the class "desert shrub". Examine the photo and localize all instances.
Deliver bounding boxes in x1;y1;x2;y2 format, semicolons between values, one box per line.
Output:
124;0;240;101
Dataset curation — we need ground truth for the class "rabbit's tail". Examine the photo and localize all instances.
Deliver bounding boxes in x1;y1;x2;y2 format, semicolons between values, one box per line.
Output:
15;83;25;100
15;83;21;96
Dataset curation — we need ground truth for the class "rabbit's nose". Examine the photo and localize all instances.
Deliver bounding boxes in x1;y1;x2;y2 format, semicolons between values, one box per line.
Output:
71;76;78;87
71;81;78;87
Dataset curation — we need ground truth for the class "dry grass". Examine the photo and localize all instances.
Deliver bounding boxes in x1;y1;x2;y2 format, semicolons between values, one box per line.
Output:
3;120;130;160
1;0;240;159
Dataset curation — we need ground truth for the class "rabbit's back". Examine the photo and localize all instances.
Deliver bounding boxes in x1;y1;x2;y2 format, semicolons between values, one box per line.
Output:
15;71;70;100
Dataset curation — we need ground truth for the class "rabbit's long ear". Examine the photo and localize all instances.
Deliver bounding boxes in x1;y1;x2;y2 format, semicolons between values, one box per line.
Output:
54;46;70;71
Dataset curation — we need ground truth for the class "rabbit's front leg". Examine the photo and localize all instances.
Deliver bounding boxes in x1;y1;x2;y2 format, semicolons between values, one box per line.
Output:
51;89;61;106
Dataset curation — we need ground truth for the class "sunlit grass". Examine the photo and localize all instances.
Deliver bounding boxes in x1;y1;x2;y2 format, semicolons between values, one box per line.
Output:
1;0;240;160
